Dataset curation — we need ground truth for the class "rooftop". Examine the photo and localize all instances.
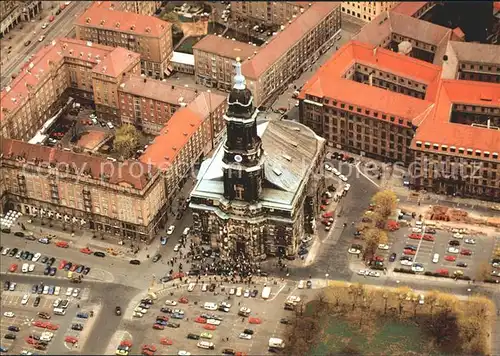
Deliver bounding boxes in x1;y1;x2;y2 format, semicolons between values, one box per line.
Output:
192;119;325;209
139;108;204;169
299;40;439;124
242;2;340;79
171;51;195;66
187;91;226;119
76;3;171;37
1;138;155;190
442;41;500;80
1;38;134;121
75;130;108;151
391;2;429;17
412;79;500;156
354;11;455;65
92;46;141;77
118;76;198;105
193;35;258;60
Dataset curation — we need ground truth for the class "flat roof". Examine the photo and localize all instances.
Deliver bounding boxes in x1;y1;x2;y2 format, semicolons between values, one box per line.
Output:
171;51;195;66
193;35;257;60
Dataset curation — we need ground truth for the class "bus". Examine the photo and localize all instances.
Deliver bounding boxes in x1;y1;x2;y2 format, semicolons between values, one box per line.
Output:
261;286;271;300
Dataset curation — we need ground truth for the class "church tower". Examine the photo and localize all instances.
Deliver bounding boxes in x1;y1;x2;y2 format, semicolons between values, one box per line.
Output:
222;58;264;202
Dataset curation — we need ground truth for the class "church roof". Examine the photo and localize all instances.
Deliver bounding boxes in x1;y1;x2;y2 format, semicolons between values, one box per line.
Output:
192;119;325;209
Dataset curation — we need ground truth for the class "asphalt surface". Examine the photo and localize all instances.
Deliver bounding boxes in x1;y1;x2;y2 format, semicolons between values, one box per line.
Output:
1;1;90;87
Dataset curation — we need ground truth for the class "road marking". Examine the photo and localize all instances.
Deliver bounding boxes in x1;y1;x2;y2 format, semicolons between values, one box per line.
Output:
355;162;380;188
268;283;287;302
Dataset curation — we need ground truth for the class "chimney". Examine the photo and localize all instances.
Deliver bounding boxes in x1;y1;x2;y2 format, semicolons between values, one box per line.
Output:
143;78;146;83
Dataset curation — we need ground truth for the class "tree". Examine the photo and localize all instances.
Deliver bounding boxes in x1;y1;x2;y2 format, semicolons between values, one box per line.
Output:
363;228;387;256
475;262;491;281
371;190;398;218
162;12;183;34
425;290;440;318
493;247;500;258
113;124;141;158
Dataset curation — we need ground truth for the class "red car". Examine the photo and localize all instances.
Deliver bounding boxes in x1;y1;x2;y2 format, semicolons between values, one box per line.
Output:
423;234;435;241
171;272;185;279
70;264;78;272
248;317;262;324
65;336;78;344
142;344;157;352
142;350;154;356
436;269;449;276
160;337;173;345
33;320;47;328
444;255;457;262
461;249;472;256
403;249;416;255
120;340;133;348
58;260;67;270
408;233;422;240
372;256;384;262
178;297;188;304
80;247;92;255
156;315;168;322
322;211;334;219
195;317;207;324
49;15;55;22
9;263;18;272
152;324;164;330
25;337;37;345
56;241;69;248
46;323;59;330
204;324;216;331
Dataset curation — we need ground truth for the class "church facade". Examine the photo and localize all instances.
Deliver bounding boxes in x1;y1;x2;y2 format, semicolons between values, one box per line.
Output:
189;59;325;261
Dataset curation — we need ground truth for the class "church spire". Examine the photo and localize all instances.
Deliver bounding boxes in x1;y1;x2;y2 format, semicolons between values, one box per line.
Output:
233;57;246;90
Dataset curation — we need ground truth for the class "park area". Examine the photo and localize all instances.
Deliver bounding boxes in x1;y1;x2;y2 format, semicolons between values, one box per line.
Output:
284;282;495;356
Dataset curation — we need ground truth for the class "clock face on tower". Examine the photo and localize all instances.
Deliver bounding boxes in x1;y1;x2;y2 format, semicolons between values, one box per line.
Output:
234;155;243;163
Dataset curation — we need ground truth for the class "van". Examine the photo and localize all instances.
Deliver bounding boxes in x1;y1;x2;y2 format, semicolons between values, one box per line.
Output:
269;337;285;349
204;302;217;311
432;253;439;263
53;308;66;316
182;227;190;237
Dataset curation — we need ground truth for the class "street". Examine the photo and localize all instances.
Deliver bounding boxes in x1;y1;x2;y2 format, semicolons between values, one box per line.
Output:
0;1;90;87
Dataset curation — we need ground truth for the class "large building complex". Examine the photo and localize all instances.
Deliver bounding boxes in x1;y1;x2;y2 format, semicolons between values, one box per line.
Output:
0;138;167;242
0;38;141;140
341;1;398;22
193;35;258;92
189;60;325;261
230;1;309;27
241;1;341;107
75;3;173;80
299;40;441;165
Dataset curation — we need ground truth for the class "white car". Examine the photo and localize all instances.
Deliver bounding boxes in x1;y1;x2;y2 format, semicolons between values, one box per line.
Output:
64;1;71;5
40;333;53;342
133;312;144;318
173;309;185;315
164;300;177;306
411;264;425;272
367;271;380;277
348;248;361;254
332;168;341;176
206;319;221;326
400;259;413;266
167;225;175;235
178;352;191;356
32;253;41;262
9;282;16;291
229;288;235;295
236;287;242;297
197;341;214;349
38;35;45;42
243;289;250;298
53;298;62;307
453;233;463;239
72;288;80;297
54;286;60;296
344;184;351;192
43;286;49;294
173;244;180;252
324;163;332;172
21;294;30;305
134;307;147;314
201;284;208;292
22;263;29;273
298;280;305;289
187;283;196;292
412;227;422;233
220;301;231;309
357;270;368;276
239;333;252;340
339;174;348;182
2;247;10;255
41;22;48;29
28;264;35;272
66;287;73;296
301;236;313;244
4;311;15;318
378;244;389;250
464;238;476;244
447;247;459;254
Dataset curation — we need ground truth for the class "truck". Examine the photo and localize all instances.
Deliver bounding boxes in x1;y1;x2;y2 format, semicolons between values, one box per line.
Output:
261;286;271;300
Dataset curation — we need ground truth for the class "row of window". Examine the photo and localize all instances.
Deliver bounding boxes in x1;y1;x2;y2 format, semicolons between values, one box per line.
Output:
415;141;499;160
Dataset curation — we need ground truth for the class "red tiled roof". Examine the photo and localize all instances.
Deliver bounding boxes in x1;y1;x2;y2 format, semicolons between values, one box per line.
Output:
118;76;198;104
299;40;439;124
76;3;171;37
412;80;500;155
193;35;258;60
1;139;156;190
242;2;340;79
1;38;135;121
139;108;204;169
92;46;140;77
187;91;226;119
391;2;428;17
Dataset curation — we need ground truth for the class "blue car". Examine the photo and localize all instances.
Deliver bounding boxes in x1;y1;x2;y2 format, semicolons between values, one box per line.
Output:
77;312;89;319
171;313;184;319
48;286;55;295
0;346;8;353
155;319;168;326
75;265;84;274
49;267;56;276
160;236;168;245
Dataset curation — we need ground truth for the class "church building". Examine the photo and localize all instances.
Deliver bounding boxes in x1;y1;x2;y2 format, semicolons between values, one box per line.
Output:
189;58;325;261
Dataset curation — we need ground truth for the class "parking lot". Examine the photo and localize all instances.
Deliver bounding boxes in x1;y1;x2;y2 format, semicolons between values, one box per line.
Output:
115;279;311;355
1;281;94;354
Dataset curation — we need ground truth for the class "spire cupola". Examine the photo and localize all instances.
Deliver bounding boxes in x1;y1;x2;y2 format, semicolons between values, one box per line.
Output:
227;57;254;119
